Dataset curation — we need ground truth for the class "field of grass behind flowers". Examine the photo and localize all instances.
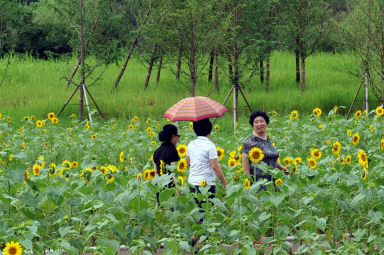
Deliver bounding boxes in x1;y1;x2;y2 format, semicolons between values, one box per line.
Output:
0;107;384;254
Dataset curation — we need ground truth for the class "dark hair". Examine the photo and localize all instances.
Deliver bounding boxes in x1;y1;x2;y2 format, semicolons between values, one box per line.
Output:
159;124;178;142
193;118;212;136
249;111;269;126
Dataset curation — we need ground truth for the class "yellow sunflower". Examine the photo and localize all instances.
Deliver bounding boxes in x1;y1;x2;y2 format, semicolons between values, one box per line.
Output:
294;157;302;165
47;112;55;120
362;167;367;181
128;124;134;130
147;127;152;133
244;178;251;190
120;151;124;163
133;115;139;122
370;125;373;133
200;180;206;187
177;144;187;157
72;161;79;168
217;147;225;160
249;147;264;163
24;116;29;120
44;142;49;147
52;117;58;124
307;158;317;169
381;138;384;150
357;150;368;167
49;163;57;177
275;178;283;187
332;141;341;155
178;176;185;186
91;134;97;140
7;117;11;122
352;133;359;146
271;111;277;117
313;107;322;117
355;110;362;118
36;120;43;128
214;124;220;131
376;106;384;116
62;160;72;169
177;158;187;172
326;140;331;145
85;123;91;130
228;158;236;168
33;164;41;176
346;155;351;165
25;169;30;180
3;241;23;255
347;130;352;136
283;157;292;166
106;174;115;183
310;149;322;159
289;110;299;120
100;166;108;175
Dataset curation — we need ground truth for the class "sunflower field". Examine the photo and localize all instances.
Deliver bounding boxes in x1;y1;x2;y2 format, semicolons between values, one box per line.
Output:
0;107;384;254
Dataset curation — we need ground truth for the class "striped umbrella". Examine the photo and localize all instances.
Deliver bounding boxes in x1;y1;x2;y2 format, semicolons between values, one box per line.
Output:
162;96;228;121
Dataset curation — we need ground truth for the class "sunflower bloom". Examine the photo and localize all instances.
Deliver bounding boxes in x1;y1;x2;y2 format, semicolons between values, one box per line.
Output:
177;144;187;157
362;167;367;181
355;110;362;118
376;106;383;116
33;164;41;176
346;155;351;165
332;141;341;155
3;241;23;255
380;138;384;150
357;150;368;168
217;147;225;160
311;149;322;159
289;110;299;120
49;163;57;177
275;178;282;187
283;157;293;166
52;117;58;124
128;124;134;130
25;169;30;180
313;108;322;117
200;180;206;187
177;158;187;172
307;158;317;169
36;120;43;128
214;124;220;131
120;151;124;163
106;174;115;183
228;158;236;168
178;176;185;186
249;147;264;163
244;178;251;190
47;112;55;120
352;133;359;146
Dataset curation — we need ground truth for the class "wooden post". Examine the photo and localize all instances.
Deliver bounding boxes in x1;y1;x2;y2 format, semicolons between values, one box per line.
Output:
364;71;369;114
66;59;81;87
79;0;85;120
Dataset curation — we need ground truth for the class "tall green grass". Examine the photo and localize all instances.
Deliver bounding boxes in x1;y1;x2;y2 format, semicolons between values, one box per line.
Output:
0;51;377;120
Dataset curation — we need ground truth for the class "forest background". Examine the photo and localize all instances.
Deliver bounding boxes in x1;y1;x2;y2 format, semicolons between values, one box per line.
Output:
1;0;384;121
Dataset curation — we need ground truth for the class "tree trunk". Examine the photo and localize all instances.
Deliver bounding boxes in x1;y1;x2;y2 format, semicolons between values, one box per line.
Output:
114;33;140;88
266;56;270;92
208;50;214;82
79;0;85;121
296;51;300;83
176;48;182;81
301;55;306;91
144;45;158;89
156;56;163;84
0;53;11;88
214;54;219;92
227;54;233;78
259;59;264;83
381;29;384;104
189;30;196;97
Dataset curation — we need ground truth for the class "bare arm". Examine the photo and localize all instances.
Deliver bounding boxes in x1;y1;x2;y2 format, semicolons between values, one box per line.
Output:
210;158;227;188
277;162;290;175
186;156;190;167
242;153;251;177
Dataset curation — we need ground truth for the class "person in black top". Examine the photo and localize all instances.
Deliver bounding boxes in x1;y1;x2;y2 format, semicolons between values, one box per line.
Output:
153;124;180;205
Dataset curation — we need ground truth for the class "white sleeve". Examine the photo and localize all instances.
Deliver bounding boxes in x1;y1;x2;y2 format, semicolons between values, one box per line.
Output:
208;142;218;160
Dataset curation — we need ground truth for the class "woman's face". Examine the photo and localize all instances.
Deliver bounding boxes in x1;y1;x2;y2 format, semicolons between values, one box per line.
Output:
171;134;180;145
253;116;267;134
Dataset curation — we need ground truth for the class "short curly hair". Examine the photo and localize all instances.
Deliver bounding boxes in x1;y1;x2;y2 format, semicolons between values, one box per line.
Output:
249;111;269;126
193;118;212;136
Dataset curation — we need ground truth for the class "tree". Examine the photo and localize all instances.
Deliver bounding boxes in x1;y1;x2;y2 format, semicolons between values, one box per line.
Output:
52;0;125;119
279;0;332;91
341;0;384;105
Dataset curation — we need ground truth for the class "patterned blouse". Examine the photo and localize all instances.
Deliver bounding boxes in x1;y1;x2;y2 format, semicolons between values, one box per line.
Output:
242;134;279;180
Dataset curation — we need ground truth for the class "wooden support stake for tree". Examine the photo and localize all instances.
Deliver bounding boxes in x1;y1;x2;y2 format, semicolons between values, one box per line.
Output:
208;50;214;82
66;59;81;87
83;84;106;120
347;77;364;119
114;33;140;88
57;85;81;117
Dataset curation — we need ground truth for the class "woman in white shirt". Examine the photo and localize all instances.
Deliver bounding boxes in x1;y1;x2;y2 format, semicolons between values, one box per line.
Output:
186;118;227;207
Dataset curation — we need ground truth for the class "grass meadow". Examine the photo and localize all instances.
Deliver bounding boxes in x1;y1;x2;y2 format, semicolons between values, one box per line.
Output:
0;51;378;123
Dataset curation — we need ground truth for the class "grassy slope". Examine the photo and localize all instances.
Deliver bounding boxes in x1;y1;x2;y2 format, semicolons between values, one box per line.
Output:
0;51;377;121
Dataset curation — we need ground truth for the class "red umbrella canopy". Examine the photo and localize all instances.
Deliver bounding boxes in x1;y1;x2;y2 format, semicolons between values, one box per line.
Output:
162;96;228;121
